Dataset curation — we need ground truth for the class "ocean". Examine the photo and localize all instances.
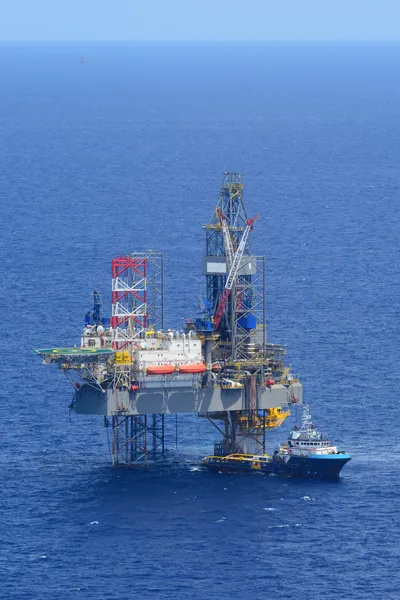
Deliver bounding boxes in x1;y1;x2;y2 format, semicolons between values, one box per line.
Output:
1;41;399;599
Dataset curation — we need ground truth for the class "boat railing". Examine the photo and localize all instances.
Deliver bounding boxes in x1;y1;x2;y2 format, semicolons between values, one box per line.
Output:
204;453;270;463
286;445;338;455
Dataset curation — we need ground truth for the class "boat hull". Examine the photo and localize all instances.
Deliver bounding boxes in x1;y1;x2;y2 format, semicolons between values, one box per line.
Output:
203;454;351;480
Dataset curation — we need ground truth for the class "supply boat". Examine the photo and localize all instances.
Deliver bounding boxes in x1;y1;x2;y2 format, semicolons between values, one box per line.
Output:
203;406;351;479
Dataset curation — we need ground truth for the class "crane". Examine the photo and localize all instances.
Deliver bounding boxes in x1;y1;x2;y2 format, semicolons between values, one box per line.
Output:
216;207;234;269
213;214;258;330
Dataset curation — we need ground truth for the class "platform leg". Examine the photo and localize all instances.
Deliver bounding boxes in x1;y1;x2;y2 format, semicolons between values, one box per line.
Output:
110;413;165;467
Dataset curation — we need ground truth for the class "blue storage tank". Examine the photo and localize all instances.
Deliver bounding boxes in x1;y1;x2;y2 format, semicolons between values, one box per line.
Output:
238;315;257;329
102;317;110;327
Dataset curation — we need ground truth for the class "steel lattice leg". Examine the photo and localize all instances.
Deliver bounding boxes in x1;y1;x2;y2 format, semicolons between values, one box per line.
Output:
110;414;165;467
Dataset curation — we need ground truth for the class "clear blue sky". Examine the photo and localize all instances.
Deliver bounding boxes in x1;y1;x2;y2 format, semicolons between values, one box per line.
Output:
1;0;399;41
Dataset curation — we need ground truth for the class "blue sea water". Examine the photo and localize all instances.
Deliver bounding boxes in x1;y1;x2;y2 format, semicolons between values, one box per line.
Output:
1;41;400;599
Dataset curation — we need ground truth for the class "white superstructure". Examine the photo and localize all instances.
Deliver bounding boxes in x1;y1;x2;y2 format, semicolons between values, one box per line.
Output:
133;332;203;370
279;405;339;457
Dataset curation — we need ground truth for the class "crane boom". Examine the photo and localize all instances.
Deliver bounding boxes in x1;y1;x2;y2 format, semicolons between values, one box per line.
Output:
213;214;258;330
216;208;234;269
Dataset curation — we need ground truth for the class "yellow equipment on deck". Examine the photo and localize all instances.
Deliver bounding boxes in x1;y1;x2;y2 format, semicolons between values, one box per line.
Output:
114;351;132;365
238;406;290;430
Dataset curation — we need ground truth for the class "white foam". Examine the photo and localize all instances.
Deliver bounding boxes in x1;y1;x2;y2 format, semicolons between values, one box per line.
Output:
89;521;99;525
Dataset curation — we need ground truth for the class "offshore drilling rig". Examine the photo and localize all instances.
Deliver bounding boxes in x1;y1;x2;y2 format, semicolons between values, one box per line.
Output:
35;173;302;466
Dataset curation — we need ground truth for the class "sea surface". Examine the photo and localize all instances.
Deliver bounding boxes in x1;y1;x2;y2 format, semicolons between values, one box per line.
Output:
1;42;400;600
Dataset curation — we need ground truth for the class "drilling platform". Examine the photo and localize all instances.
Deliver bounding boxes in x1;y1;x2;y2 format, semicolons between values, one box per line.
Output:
34;173;302;466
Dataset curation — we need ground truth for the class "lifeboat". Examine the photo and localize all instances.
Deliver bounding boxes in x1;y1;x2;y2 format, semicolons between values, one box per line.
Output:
146;365;175;375
178;363;206;374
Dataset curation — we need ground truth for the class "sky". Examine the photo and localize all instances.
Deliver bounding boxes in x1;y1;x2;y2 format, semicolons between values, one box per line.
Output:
1;0;400;42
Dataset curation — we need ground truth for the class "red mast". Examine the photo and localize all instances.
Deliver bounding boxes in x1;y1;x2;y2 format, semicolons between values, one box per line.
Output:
111;256;147;350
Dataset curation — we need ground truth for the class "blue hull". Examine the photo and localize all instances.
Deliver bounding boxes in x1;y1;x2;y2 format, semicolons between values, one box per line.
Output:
204;454;351;480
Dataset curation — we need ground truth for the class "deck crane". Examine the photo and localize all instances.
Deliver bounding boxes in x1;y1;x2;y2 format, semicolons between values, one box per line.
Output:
213;214;258;330
216;208;234;269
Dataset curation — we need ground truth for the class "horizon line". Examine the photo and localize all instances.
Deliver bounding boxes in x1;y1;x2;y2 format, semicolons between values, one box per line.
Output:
1;38;400;43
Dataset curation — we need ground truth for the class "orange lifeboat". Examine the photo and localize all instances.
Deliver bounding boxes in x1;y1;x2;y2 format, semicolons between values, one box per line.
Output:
178;363;206;374
146;365;175;375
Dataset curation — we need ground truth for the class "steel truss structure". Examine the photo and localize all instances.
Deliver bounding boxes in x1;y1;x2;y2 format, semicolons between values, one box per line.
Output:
109;252;166;466
206;410;268;456
109;413;165;467
131;251;164;332
231;254;266;362
111;251;164;389
204;173;266;362
111;252;164;349
111;256;148;350
34;349;113;394
205;174;249;337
